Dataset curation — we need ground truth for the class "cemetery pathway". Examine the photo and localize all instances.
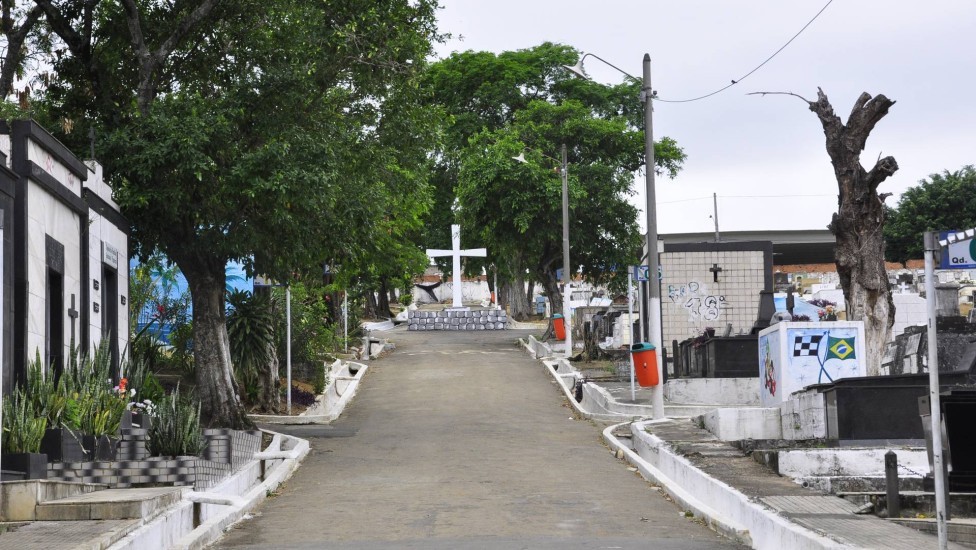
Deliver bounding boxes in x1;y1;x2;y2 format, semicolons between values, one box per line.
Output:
213;328;741;549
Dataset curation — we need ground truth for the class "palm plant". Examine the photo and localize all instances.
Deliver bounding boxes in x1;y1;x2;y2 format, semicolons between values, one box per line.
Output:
226;289;278;406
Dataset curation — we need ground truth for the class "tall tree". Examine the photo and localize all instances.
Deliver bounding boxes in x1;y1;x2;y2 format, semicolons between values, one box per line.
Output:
426;43;684;318
32;0;441;427
801;88;898;375
885;166;976;264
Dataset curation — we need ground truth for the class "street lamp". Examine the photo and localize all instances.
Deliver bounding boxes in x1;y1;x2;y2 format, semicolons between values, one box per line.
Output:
513;145;573;359
566;53;665;419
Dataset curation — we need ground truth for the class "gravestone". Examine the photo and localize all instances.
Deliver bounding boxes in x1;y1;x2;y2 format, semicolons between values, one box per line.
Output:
942;389;976;491
704;336;759;377
823;375;933;446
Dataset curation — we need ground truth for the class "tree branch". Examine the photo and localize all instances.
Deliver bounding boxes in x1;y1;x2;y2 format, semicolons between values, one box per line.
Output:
120;0;220;113
844;92;896;153
747;91;811;103
864;155;899;191
0;4;43;97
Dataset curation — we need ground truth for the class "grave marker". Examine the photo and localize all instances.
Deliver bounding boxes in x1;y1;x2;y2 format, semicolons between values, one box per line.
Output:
426;224;486;309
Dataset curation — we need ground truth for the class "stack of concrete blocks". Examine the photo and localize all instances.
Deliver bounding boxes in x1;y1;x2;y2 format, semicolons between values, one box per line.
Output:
407;309;508;330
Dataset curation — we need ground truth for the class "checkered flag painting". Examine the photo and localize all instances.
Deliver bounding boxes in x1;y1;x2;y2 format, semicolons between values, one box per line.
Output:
793;335;823;357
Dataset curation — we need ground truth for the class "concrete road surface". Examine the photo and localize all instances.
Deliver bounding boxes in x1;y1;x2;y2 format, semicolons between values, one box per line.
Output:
213;328;741;549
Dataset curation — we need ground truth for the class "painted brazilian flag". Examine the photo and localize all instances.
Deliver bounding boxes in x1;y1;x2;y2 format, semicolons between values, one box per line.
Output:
826;335;856;361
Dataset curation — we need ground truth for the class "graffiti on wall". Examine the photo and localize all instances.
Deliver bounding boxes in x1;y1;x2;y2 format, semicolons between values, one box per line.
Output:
667;281;728;321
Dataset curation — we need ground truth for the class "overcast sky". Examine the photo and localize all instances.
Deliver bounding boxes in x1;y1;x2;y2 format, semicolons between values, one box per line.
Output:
432;1;976;235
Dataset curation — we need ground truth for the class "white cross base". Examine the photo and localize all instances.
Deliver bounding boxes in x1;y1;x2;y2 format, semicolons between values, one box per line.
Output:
426;224;486;308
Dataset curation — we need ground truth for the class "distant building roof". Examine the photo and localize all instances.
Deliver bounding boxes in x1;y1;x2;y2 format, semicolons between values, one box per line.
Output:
661;229;836;265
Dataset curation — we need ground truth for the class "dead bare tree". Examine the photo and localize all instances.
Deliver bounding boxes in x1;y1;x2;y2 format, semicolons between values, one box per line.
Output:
753;88;897;375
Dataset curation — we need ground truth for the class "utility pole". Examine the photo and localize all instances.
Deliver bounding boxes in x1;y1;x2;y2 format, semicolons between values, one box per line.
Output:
713;193;720;243
561;143;573;359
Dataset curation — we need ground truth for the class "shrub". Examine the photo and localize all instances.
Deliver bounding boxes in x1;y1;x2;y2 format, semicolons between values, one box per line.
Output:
227;289;276;391
312;362;327;394
285;384;318;407
147;387;204;457
1;389;47;453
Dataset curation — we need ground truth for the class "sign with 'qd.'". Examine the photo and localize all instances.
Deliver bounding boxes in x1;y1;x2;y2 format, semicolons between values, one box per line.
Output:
940;230;976;269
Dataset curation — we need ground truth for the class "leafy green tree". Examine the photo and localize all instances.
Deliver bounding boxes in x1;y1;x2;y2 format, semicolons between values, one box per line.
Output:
29;0;441;427
426;43;684;317
885;166;976;264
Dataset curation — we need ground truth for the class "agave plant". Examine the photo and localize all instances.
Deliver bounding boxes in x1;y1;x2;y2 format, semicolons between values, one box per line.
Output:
2;389;48;453
147;386;204;457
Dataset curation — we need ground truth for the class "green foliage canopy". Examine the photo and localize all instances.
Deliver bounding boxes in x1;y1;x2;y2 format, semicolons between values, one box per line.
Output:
885;166;976;263
426;43;685;295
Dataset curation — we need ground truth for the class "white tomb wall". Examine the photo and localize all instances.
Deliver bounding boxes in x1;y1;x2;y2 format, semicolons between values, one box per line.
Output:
25;182;82;368
661;245;769;346
86;192;130;362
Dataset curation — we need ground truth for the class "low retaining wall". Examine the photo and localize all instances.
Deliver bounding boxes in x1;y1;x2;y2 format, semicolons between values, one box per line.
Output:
42;430;260;489
407;309;507;330
304;360;368;422
665;378;760;406
698;407;782;440
251;360;368;425
111;430;309;550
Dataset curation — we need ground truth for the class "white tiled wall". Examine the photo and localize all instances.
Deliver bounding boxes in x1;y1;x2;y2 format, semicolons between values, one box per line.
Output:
661;249;766;346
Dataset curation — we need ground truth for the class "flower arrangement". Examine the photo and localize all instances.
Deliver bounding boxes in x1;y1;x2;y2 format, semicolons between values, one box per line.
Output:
808;299;838;321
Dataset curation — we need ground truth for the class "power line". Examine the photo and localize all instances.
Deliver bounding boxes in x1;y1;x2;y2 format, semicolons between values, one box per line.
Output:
658;193;834;205
654;0;834;104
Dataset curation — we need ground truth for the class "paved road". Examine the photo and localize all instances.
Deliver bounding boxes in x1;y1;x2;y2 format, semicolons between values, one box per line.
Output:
214;328;740;549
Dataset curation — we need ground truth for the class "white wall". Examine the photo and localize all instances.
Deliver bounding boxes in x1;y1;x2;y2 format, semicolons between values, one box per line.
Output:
85;162;129;363
26;184;82;370
661;249;765;346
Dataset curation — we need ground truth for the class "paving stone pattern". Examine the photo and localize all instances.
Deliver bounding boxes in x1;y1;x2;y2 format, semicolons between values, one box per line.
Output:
407;309;507;330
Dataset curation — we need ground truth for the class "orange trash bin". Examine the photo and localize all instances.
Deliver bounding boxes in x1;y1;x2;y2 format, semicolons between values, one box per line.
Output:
553;313;566;341
631;343;659;387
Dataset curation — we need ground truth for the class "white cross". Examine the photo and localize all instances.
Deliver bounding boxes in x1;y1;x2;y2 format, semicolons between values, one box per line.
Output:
426;224;486;308
897;281;910;293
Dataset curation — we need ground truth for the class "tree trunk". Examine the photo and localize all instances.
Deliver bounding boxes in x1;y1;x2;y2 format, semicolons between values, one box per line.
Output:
502;277;532;321
807;88;898;375
253;337;280;413
376;278;391;318
364;290;379;319
539;271;563;317
178;255;253;428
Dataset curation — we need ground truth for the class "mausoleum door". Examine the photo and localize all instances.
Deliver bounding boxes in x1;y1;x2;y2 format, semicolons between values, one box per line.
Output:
45;268;64;381
101;263;119;379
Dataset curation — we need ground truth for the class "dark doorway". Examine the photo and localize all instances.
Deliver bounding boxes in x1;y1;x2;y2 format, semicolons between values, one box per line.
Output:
101;264;119;380
46;268;64;381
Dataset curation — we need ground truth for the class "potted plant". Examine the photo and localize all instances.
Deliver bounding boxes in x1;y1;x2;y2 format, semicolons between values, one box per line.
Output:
1;389;49;479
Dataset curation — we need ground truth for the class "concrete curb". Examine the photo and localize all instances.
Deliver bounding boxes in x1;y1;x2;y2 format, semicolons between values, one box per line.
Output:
608;420;851;549
249;360;369;425
108;430;310;550
522;334;853;549
602;421;752;545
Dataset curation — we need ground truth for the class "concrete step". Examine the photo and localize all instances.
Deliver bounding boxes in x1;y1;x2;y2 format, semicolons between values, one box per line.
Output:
35;486;185;521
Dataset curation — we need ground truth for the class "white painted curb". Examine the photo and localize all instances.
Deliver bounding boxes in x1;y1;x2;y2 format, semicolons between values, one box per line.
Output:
605;421;850;550
108;431;310;550
249;360;368;425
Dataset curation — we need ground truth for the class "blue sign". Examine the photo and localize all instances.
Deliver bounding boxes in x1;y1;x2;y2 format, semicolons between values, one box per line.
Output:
634;265;649;282
939;230;976;269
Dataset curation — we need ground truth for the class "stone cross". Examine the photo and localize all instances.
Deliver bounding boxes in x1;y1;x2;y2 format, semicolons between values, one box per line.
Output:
709;263;723;283
68;294;79;345
426;224;486;308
